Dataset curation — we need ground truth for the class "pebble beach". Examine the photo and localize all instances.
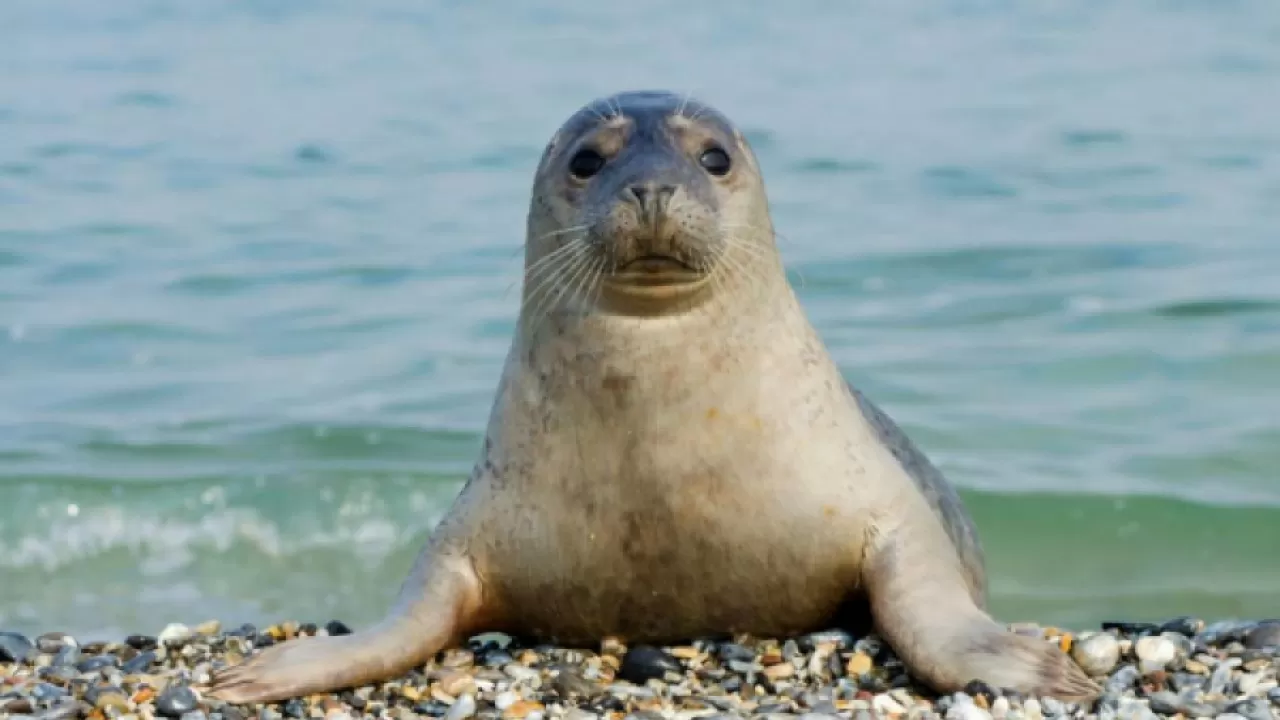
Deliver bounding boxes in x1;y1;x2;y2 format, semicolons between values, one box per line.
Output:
2;618;1277;720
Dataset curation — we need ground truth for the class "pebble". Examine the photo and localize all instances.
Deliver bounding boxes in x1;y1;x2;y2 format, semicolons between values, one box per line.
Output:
324;620;353;636
156;685;200;717
446;693;478;720
796;630;855;653
158;623;194;647
1226;698;1275;720
1210;661;1235;695
34;632;76;654
1106;664;1140;693
1134;636;1178;673
0;631;35;662
121;649;158;674
78;653;121;672
1245;623;1280;650
52;643;81;667
126;634;158;650
1;617;1277;720
618;645;681;684
1073;633;1121;676
1158;617;1204;637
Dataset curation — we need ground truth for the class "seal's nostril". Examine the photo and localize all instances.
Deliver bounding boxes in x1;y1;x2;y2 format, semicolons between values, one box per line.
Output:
627;183;676;215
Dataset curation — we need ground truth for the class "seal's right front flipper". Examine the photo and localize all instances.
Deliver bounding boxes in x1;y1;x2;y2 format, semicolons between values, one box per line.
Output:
861;520;1100;704
205;551;486;705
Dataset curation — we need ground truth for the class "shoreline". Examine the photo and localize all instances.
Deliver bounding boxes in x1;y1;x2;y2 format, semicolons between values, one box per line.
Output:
2;618;1277;720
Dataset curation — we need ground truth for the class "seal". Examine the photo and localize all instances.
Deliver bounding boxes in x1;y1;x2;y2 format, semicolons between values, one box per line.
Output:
206;90;1100;704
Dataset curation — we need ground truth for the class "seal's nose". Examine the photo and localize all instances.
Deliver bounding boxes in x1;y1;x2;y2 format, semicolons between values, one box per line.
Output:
626;183;675;219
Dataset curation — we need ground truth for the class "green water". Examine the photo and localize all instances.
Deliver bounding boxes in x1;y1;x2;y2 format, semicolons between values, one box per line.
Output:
1;1;1278;640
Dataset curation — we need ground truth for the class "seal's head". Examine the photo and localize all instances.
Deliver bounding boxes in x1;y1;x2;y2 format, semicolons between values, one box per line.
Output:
524;90;775;319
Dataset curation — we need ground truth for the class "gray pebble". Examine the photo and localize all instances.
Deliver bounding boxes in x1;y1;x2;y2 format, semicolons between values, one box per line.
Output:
1226;698;1275;720
51;645;80;668
1040;698;1066;717
32;704;81;720
1160;617;1205;637
1183;698;1227;718
1246;623;1280;651
1106;664;1140;693
1210;661;1235;695
40;664;79;684
796;630;855;653
1115;698;1158;720
0;631;35;662
480;649;514;668
29;682;69;701
157;685;200;718
77;653;119;672
717;643;756;663
1170;672;1207;693
34;633;76;654
1147;691;1181;715
1072;633;1121;676
467;632;513;650
1268;686;1280;704
1201;621;1257;646
181;712;208;720
121;650;157;674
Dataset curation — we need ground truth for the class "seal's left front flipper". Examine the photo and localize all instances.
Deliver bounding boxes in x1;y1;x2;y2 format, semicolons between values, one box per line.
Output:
861;521;1100;703
204;551;486;705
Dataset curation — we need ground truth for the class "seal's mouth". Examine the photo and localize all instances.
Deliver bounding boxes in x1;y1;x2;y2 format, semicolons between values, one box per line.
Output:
609;254;703;287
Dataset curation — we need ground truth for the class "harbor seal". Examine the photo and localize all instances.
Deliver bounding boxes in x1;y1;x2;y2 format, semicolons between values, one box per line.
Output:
207;90;1100;704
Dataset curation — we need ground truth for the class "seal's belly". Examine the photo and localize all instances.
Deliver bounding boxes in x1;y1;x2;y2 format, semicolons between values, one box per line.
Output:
478;459;867;644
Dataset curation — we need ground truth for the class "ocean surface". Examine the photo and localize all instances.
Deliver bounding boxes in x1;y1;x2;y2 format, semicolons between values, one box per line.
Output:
2;1;1278;642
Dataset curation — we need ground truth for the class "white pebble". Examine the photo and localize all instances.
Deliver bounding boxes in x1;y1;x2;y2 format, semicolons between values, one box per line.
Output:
991;696;1010;720
946;696;993;720
503;663;541;684
444;694;477;720
890;688;915;707
1134;636;1176;672
1072;632;1121;676
494;691;519;711
1238;672;1263;695
1023;698;1043;720
158;623;193;647
874;694;907;715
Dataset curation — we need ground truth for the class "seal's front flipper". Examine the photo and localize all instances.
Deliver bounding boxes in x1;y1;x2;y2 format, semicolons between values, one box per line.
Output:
204;552;485;705
862;522;1100;703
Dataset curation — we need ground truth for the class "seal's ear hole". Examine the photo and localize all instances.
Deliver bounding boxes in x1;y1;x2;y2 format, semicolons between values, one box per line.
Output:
568;148;606;180
699;145;732;177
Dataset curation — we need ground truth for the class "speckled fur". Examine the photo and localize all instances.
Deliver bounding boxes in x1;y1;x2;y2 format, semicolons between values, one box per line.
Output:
206;90;1100;706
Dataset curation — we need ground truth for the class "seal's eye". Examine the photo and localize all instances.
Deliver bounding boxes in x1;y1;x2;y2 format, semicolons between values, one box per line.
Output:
568;149;606;179
699;146;732;176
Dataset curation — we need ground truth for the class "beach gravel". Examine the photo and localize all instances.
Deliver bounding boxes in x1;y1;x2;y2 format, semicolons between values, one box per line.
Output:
1;618;1277;720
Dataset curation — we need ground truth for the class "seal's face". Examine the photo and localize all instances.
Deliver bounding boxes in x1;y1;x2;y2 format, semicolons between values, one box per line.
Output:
527;90;769;316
